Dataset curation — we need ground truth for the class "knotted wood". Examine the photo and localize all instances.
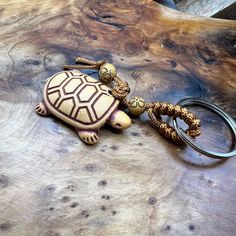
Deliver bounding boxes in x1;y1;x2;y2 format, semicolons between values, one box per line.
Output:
0;1;236;235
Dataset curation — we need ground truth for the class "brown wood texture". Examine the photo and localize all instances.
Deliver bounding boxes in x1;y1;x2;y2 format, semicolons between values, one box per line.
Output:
0;1;236;235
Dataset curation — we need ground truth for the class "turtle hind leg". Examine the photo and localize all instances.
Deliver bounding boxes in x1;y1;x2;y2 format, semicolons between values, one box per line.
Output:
35;101;50;116
76;129;99;145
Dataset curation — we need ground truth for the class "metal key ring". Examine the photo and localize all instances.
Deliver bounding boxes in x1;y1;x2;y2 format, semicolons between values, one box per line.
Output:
172;98;236;159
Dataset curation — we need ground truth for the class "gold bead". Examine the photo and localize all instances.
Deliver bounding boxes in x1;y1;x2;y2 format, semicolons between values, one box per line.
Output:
128;97;146;116
99;63;117;84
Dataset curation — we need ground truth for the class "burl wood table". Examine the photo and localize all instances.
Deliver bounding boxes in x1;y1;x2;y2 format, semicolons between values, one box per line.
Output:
0;1;236;235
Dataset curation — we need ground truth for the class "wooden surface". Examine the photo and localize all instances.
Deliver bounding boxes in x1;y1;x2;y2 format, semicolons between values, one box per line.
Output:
175;0;236;17
0;0;236;235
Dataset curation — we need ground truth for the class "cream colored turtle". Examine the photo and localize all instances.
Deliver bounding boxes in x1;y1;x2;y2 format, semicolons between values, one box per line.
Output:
35;70;131;144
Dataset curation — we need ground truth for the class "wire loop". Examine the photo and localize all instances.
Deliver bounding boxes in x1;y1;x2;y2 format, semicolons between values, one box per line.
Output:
173;98;236;159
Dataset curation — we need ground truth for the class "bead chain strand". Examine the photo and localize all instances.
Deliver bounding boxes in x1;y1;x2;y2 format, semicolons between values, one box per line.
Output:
64;58;201;143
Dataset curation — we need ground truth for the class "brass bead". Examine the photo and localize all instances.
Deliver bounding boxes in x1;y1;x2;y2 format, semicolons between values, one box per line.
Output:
99;63;117;84
128;97;146;116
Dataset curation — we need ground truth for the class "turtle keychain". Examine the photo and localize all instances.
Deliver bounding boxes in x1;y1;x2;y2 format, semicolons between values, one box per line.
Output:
35;57;236;159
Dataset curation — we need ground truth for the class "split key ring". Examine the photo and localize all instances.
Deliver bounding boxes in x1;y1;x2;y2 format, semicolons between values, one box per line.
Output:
173;98;236;159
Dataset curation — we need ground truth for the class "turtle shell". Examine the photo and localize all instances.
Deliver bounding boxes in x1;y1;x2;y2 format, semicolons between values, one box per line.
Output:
43;70;119;130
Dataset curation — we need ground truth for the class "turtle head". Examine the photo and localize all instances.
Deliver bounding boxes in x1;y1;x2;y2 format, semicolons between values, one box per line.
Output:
108;109;131;130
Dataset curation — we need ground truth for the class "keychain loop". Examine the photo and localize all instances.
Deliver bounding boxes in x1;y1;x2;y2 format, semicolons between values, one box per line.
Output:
146;102;201;143
63;57;235;158
173;98;236;159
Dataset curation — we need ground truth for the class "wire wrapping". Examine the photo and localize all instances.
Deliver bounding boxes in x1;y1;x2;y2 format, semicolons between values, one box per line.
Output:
145;102;201;142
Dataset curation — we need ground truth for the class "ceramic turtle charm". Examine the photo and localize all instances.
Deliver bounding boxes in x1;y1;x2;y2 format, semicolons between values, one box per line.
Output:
35;70;131;144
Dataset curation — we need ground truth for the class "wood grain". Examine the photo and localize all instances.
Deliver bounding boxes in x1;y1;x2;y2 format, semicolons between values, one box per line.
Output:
0;0;236;235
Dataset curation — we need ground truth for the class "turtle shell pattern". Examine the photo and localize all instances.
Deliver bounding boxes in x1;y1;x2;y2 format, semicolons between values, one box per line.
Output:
43;70;119;130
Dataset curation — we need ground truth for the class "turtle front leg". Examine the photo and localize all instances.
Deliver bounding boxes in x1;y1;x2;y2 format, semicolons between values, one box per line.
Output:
35;101;50;116
76;129;99;145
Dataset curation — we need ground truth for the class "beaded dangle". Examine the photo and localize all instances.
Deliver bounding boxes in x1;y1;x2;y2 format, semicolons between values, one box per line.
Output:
64;57;201;143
